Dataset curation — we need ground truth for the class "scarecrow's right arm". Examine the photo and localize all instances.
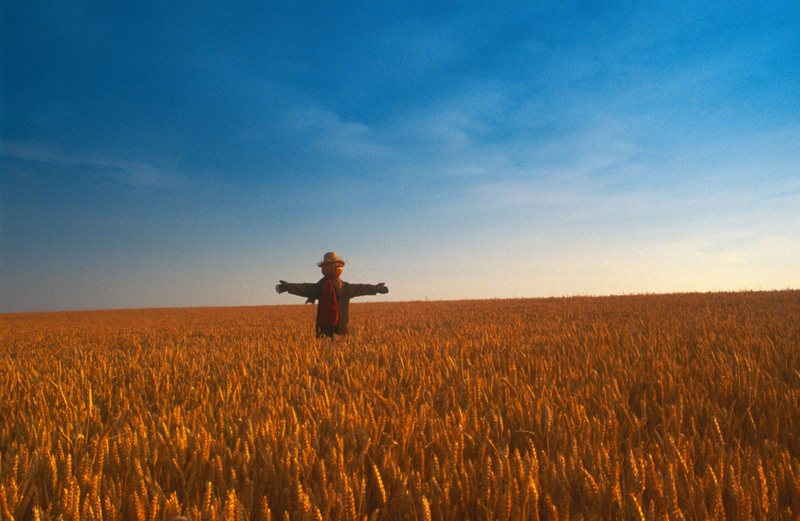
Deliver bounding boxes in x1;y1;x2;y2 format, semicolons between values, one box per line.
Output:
276;281;319;301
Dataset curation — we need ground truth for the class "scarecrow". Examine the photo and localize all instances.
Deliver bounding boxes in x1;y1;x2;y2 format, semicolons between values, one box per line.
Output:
276;252;389;338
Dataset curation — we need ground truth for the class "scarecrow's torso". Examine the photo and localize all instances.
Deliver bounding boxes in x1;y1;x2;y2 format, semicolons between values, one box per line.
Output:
281;278;382;334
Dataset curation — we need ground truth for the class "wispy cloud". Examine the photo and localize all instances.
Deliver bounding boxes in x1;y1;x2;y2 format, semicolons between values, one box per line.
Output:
284;107;394;160
1;141;181;187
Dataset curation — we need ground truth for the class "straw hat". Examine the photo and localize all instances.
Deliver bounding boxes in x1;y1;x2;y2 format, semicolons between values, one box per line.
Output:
317;252;346;266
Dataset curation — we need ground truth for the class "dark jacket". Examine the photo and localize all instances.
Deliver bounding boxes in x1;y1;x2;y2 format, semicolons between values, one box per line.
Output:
281;278;383;335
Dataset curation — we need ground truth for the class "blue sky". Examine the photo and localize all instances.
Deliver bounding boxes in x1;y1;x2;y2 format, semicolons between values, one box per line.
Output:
2;1;799;312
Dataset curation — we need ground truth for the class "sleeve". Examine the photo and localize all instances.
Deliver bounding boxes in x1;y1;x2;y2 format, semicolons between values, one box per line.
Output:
344;283;382;299
282;282;320;300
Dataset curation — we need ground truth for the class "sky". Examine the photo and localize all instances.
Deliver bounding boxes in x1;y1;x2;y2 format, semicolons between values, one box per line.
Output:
2;1;799;313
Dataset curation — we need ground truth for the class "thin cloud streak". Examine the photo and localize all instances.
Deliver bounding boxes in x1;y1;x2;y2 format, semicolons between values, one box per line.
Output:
1;142;181;187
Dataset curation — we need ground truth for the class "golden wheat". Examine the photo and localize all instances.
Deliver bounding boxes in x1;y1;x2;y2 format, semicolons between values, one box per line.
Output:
1;291;799;520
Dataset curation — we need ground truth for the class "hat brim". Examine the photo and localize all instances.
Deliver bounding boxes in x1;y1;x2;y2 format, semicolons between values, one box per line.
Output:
317;260;346;267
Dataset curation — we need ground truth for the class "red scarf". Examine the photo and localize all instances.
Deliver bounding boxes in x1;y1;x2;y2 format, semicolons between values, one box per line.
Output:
318;276;339;326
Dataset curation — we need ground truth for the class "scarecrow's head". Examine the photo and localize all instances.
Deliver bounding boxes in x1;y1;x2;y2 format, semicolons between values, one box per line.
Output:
318;252;345;278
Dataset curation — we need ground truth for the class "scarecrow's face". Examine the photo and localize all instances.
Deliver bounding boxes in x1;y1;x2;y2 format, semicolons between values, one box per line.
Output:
321;262;344;278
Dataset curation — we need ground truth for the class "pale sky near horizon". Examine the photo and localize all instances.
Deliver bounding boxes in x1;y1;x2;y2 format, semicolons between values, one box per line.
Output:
2;1;799;313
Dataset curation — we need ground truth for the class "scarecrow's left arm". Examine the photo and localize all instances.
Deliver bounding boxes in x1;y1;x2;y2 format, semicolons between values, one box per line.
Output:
345;282;389;299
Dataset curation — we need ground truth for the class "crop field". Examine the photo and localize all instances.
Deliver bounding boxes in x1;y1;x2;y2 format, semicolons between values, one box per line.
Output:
2;290;800;520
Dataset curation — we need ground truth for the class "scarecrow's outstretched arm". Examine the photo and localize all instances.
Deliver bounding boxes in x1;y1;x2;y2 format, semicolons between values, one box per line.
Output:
346;282;389;298
276;281;319;301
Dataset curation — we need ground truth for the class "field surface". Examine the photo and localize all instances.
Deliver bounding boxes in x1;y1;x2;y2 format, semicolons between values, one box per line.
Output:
2;291;800;520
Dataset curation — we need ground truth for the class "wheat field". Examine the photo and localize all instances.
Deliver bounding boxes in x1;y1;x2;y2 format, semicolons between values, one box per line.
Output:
2;290;799;520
